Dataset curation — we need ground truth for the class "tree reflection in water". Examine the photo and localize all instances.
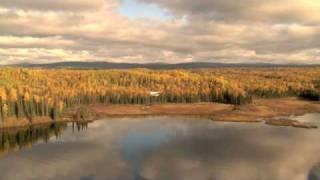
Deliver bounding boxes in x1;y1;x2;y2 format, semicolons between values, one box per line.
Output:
0;122;88;157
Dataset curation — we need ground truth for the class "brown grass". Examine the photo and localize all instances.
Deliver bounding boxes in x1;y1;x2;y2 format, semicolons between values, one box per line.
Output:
90;98;320;120
90;98;320;128
1;98;320;129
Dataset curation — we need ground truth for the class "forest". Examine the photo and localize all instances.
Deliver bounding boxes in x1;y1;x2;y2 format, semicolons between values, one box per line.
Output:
0;68;319;123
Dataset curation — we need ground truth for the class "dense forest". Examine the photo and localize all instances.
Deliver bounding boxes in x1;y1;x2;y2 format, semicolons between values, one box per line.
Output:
0;68;319;122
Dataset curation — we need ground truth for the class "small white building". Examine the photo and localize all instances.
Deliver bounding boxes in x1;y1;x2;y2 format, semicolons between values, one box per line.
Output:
150;91;160;97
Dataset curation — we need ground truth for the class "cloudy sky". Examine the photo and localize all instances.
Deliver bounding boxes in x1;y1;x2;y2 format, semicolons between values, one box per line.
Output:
0;0;319;65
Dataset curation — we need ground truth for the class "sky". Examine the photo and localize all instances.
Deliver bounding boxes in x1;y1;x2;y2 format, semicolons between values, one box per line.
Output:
0;0;319;65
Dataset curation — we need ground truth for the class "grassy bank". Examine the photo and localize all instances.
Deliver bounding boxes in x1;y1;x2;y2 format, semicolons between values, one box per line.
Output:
2;97;319;129
89;97;320;122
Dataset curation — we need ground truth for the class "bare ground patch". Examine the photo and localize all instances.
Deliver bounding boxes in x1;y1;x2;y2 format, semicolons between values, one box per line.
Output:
1;98;320;129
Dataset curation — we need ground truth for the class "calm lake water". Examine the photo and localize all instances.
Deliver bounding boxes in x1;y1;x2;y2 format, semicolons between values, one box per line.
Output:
1;114;320;180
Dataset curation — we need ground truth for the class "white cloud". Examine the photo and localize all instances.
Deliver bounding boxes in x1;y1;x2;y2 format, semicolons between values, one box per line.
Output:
0;0;319;64
0;0;118;11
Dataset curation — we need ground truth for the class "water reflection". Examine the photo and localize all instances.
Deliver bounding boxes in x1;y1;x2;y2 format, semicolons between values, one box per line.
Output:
0;115;319;180
121;130;171;179
0;122;88;157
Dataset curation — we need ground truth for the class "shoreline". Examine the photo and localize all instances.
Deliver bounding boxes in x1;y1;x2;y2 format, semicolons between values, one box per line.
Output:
0;117;93;131
1;98;320;130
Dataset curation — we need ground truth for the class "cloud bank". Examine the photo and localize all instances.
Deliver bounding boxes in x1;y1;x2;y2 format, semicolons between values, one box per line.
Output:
0;0;319;64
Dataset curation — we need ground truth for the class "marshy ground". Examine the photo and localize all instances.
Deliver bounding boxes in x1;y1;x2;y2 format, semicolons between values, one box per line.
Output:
1;97;319;130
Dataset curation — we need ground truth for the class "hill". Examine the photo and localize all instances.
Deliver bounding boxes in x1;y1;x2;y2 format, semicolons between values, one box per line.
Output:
3;61;319;69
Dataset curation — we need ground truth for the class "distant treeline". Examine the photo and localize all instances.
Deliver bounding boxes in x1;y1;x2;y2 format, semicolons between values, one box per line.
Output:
208;68;320;99
0;68;319;122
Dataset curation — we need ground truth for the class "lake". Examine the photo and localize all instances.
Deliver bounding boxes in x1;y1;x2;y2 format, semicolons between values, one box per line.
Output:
1;114;320;180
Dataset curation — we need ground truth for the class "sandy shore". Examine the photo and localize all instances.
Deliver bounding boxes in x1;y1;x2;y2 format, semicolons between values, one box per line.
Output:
1;98;320;130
